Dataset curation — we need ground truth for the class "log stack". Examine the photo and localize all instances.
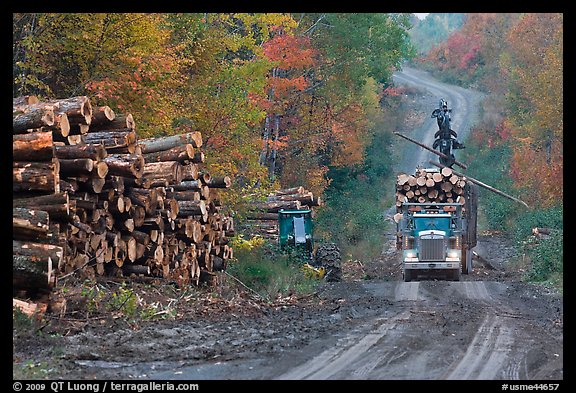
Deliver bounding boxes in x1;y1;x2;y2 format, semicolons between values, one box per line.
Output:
394;166;469;222
13;95;235;306
241;186;323;240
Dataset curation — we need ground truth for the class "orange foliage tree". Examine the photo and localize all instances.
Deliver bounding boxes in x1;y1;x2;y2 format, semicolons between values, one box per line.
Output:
503;13;563;207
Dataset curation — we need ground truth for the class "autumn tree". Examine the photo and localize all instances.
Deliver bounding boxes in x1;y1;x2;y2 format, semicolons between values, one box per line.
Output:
503;13;563;207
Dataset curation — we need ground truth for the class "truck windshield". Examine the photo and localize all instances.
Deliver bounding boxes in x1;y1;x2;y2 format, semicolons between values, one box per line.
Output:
414;216;451;231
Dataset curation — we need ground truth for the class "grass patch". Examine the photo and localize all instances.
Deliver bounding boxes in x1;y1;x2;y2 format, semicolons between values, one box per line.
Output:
226;239;319;301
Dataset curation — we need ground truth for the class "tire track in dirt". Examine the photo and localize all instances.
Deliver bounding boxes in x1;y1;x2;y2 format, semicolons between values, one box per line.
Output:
276;310;412;380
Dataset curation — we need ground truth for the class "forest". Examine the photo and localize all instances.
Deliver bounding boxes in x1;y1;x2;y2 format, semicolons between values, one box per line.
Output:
13;13;563;288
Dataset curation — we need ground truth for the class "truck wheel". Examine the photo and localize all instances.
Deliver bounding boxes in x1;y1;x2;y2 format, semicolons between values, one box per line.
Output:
315;243;342;282
461;247;473;274
403;270;413;282
451;269;461;281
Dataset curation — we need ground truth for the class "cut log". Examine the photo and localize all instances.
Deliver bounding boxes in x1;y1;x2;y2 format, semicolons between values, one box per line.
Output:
55;143;107;160
177;200;207;217
90;105;116;125
441;166;453;177
13;254;54;291
141;161;181;185
206;176;231;189
273;186;304;195
45;96;93;125
88;113;135;132
13;207;50;240
13;106;55;133
252;200;301;213
13;131;54;161
48;113;71;137
13;95;39;107
139;132;203;154
267;191;313;204
104;154;145;178
92;160;109;178
397;173;409;186
179;164;200;181
58;158;94;176
13;159;60;193
14;193;71;220
13;298;47;318
166;190;201;202
84;129;137;152
13;240;64;271
142;144;195;163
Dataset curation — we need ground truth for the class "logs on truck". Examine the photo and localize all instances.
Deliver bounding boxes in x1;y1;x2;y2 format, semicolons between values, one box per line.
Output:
13;95;236;314
394;165;469;219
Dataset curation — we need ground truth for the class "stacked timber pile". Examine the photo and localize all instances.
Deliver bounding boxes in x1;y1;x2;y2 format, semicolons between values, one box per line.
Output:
393;166;468;222
13;95;234;313
242;186;323;240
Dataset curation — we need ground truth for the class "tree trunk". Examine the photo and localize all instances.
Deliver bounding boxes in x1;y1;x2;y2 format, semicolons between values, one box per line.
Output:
13;131;54;161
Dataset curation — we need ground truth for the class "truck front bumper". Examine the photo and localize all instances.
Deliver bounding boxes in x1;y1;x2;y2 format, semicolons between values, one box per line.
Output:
404;261;460;270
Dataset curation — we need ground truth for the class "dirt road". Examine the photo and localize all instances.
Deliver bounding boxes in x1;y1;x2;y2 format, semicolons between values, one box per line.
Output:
392;66;484;174
13;67;563;381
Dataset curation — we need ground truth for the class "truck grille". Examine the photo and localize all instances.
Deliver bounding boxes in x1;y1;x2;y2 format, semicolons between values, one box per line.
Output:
418;235;446;261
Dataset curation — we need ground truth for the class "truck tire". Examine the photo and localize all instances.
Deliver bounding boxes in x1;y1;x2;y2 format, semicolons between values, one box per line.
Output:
403;270;413;282
451;269;461;281
461;247;473;274
315;243;342;282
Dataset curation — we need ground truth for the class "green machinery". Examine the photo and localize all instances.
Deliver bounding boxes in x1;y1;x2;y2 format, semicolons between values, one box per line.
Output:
278;209;314;253
278;209;342;281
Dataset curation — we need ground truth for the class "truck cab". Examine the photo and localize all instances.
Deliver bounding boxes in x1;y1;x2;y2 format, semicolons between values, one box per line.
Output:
399;203;465;281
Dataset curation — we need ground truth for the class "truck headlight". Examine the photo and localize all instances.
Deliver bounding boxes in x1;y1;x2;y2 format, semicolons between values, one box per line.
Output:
405;250;417;258
447;250;460;259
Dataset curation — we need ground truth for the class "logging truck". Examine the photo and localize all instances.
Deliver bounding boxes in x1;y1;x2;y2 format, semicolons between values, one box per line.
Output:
395;167;478;281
